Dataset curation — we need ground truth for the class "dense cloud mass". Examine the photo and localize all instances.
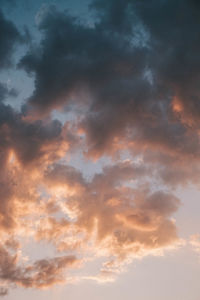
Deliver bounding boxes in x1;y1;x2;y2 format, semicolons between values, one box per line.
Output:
0;0;200;295
0;9;21;68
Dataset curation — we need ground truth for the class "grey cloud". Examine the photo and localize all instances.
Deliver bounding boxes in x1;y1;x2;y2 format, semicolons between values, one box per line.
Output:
0;9;21;68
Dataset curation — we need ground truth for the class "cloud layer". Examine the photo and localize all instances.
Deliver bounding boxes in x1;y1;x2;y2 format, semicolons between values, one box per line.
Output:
0;0;199;295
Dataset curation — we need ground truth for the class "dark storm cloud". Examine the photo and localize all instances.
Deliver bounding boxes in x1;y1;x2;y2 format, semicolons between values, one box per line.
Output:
18;0;200;164
132;0;200;126
19;4;148;113
0;82;18;103
82;0;200;157
0;9;21;68
90;0;136;34
0;102;66;166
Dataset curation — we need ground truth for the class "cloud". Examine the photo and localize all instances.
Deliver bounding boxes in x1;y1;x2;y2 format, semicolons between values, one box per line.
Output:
0;0;200;295
190;235;200;254
0;9;21;69
18;1;200;174
39;162;181;276
0;241;79;295
0;158;181;295
19;4;148;116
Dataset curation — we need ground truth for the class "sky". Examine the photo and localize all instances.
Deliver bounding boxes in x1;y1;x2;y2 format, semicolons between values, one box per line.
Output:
0;0;200;299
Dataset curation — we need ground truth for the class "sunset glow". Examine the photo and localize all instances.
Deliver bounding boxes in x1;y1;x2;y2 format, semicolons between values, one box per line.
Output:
0;1;200;299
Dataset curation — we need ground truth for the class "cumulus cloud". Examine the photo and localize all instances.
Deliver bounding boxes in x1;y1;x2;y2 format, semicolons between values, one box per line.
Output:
0;0;199;296
18;1;200;169
38;162;181;280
